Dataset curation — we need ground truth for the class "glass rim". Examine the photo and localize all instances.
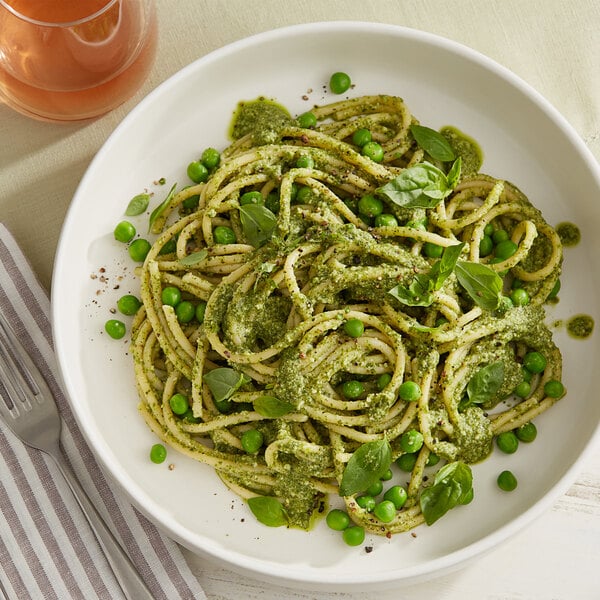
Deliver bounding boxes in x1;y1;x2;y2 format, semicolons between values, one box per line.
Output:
0;0;120;27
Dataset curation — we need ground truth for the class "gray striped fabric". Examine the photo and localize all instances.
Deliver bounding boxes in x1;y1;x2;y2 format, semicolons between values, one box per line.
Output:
0;224;207;600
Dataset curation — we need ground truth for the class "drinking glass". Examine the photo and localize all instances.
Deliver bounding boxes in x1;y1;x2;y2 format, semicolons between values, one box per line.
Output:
0;0;157;122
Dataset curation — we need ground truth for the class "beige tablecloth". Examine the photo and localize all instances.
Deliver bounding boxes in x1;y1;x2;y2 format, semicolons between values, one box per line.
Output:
1;2;599;598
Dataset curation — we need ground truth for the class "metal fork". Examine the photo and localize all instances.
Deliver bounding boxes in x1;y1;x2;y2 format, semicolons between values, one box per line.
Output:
0;311;155;600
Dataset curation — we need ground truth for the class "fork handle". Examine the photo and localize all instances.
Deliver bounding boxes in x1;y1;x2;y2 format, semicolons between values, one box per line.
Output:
49;445;156;600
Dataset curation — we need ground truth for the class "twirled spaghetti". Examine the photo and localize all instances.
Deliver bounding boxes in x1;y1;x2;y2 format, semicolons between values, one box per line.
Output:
130;94;563;535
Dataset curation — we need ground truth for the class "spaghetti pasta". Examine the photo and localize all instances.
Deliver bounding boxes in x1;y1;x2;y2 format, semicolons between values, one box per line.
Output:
130;94;563;535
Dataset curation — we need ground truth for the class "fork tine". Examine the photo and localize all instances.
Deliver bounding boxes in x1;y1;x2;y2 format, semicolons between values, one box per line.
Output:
0;310;40;397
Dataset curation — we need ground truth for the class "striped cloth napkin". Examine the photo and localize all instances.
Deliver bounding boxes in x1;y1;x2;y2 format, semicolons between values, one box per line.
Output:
0;224;207;600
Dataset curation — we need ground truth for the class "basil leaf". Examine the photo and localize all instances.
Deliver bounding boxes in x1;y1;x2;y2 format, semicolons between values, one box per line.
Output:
420;461;473;525
376;159;461;209
247;496;288;527
203;367;247;402
179;249;208;267
467;361;505;405
410;124;456;161
239;204;277;247
388;275;433;307
149;183;177;232
388;243;464;307
339;439;392;497
430;242;465;291
253;395;294;418
446;156;462;189
125;193;150;216
455;261;503;310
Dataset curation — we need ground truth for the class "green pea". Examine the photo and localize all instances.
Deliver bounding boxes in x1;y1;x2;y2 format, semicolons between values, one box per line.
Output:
265;191;280;213
104;319;126;340
406;219;428;231
326;508;350;531
399;429;424;453
496;431;519;454
495;239;518;260
213;226;237;244
373;500;396;523
492;229;509;244
357;194;384;217
352;128;372;147
514;381;531;399
182;194;200;210
398;381;421;402
240;191;263;206
329;71;351;94
342;380;364;399
169;393;189;415
497;470;517;491
376;373;392;391
117;294;141;316
295;186;311;204
383;485;408;509
343;318;364;338
159;237;177;255
423;242;443;259
365;480;383;497
150;443;167;464
187;160;209;183
510;288;530;306
426;452;440;467
374;213;398;227
296;154;315;169
114;220;136;243
396;452;418;472
356;495;376;511
182;408;200;424
161;286;181;307
176;300;195;323
483;223;495;236
195;301;207;324
511;278;523;289
361;141;384;163
521;366;533;383
544;380;565;398
128;238;151;262
380;468;393;481
201;147;220;169
297;111;317;128
523;351;546;374
241;429;264;454
479;235;493;257
342;525;365;546
515;422;537;443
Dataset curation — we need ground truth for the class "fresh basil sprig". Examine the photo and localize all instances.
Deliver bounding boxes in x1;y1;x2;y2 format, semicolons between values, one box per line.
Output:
377;157;461;209
253;395;294;418
419;461;473;525
178;249;208;267
466;361;505;406
455;261;503;310
149;183;177;232
247;496;288;527
125;192;150;216
388;242;465;307
239;204;277;247
339;439;392;497
203;367;249;402
410;124;456;162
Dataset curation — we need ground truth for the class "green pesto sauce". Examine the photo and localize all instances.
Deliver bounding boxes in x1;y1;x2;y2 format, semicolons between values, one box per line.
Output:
440;125;483;176
567;314;594;339
556;222;581;247
229;98;293;145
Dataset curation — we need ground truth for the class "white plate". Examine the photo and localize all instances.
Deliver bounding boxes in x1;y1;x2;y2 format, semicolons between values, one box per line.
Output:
52;22;600;590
